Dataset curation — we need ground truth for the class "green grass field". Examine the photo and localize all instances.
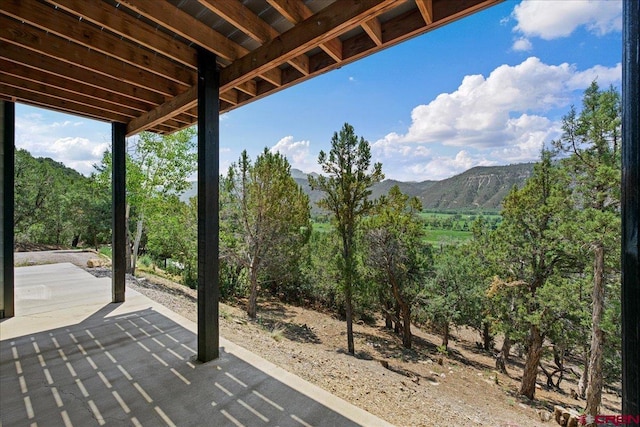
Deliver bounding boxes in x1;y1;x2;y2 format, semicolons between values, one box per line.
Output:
311;211;501;245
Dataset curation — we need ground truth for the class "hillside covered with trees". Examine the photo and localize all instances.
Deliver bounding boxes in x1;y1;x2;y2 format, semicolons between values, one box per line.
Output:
14;82;621;422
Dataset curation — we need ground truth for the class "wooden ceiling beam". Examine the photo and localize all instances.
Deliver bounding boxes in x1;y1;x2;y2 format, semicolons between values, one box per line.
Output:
1;0;195;87
130;0;399;132
198;0;277;44
0;40;165;105
44;0;197;69
116;0;286;96
0;72;140;119
199;0;311;76
287;54;310;75
267;0;344;63
362;17;383;46
219;89;239;106
0;15;185;98
117;0;247;62
0;83;131;124
126;86;197;136
221;0;399;90
260;68;283;87
0;59;151;114
415;0;434;25
236;81;258;97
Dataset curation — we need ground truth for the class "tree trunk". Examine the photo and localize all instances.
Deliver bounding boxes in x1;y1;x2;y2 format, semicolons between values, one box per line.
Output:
131;216;143;276
442;323;449;349
496;334;511;374
384;299;393;329
394;302;401;334
585;243;605;416
125;204;132;275
482;321;493;351
578;346;589;398
402;307;412;349
247;258;259;319
389;275;412;349
345;284;354;354
519;325;543;399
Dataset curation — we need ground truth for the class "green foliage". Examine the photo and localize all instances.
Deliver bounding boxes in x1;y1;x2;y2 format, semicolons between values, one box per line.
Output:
308;123;384;354
554;82;622;409
94;128;197;274
14;149;106;247
145;195;197;287
363;185;429;348
416;242;484;348
222;148;311;318
488;151;580;398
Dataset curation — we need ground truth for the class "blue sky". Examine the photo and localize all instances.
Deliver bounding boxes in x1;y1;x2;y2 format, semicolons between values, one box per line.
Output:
15;0;622;182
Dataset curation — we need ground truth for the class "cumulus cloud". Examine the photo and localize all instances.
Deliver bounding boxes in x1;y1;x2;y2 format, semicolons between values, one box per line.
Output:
512;37;533;52
379;149;497;182
512;0;622;40
15;111;111;175
374;57;619;154
270;136;320;173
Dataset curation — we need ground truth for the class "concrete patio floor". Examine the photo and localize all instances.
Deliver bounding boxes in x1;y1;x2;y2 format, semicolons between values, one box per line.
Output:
0;263;392;427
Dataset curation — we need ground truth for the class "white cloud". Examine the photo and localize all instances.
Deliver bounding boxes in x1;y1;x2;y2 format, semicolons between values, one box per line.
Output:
374;57;619;154
15;111;110;175
512;37;533;52
270;136;320;173
512;0;622;40
381;150;497;182
568;62;622;90
372;57;620;179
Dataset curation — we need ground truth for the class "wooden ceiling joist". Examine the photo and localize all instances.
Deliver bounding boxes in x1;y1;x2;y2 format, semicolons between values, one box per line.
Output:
416;0;434;25
0;40;165;106
0;15;186;98
117;0;246;63
0;0;503;135
1;0;195;87
44;0;197;69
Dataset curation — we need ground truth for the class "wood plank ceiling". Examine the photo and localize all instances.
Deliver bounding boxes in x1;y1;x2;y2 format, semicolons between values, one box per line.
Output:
0;0;502;137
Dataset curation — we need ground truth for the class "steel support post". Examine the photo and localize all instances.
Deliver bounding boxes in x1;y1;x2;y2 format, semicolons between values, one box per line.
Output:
197;48;220;362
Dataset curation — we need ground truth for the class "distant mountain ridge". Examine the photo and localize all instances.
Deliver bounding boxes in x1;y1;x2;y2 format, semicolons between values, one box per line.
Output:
293;163;534;213
183;163;535;213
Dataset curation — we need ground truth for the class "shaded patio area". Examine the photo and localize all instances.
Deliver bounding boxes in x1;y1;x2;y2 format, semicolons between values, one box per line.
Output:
0;263;392;427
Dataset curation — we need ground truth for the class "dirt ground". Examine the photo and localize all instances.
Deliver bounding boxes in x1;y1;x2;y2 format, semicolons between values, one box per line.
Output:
15;251;622;427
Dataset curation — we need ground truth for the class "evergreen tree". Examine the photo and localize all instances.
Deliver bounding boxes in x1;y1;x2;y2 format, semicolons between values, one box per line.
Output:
489;151;577;399
363;185;427;349
223;148;311;319
308;123;384;354
553;81;621;414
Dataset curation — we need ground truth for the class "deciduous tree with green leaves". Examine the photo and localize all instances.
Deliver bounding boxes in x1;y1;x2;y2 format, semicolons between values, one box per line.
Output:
223;148;311;319
308;123;384;355
95;128;197;274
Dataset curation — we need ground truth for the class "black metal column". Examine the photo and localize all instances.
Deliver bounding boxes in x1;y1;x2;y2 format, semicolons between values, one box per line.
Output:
1;101;15;318
622;0;640;419
112;122;126;303
197;47;220;362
